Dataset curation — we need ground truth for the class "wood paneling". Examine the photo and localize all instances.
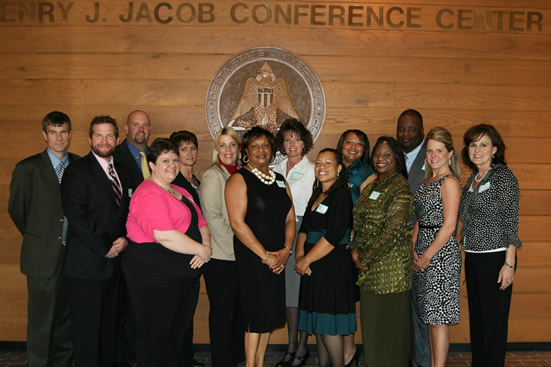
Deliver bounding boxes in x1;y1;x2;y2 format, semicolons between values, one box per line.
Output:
0;0;550;347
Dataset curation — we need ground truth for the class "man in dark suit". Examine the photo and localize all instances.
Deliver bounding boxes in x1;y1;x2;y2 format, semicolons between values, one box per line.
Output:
8;111;78;367
112;110;151;366
61;115;130;367
113;110;152;191
396;109;429;367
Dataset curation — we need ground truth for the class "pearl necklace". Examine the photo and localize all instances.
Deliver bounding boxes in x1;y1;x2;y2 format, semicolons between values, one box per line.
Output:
248;164;276;185
474;169;489;182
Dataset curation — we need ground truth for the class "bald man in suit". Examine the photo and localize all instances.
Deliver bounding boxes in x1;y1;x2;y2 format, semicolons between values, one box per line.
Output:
9;111;79;367
396;109;429;367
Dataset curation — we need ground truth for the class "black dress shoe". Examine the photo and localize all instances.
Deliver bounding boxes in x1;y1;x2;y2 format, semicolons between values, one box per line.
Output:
192;358;205;367
276;352;295;367
290;350;310;367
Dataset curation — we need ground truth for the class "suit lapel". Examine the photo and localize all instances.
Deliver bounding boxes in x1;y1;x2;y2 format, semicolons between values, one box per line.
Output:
87;153;119;204
39;150;62;186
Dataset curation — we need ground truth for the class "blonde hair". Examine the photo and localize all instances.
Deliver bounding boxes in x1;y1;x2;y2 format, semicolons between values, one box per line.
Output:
211;127;241;166
423;126;460;182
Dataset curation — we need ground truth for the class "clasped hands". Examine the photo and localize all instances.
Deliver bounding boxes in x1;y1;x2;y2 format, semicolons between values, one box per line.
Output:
413;252;431;270
295;255;312;276
190;244;212;269
264;248;290;275
105;237;128;258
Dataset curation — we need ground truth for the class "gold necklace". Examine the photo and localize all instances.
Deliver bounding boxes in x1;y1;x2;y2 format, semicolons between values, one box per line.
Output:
152;178;178;195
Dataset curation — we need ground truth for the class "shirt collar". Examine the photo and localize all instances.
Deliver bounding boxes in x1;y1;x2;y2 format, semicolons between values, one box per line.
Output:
46;148;69;169
126;139;147;158
405;140;425;172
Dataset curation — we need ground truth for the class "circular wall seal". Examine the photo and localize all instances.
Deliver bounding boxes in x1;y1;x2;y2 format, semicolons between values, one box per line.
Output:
205;47;326;142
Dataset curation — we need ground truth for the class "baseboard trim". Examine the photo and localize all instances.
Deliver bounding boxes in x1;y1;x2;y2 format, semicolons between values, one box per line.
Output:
2;341;550;352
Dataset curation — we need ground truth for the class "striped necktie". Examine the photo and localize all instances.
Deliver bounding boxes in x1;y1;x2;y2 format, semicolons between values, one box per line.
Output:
58;161;68;246
108;163;122;208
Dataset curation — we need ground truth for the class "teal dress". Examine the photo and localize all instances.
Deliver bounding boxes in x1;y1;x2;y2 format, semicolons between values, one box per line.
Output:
348;160;374;204
297;187;356;335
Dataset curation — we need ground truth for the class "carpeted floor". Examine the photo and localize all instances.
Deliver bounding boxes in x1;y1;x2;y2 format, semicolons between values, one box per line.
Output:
1;350;551;366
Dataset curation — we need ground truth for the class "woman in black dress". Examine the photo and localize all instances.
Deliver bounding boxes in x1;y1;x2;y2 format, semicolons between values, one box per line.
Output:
295;148;356;367
225;127;296;366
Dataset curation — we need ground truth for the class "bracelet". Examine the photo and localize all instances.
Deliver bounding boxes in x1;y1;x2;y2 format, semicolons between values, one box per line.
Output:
261;251;270;264
504;262;514;269
284;245;293;255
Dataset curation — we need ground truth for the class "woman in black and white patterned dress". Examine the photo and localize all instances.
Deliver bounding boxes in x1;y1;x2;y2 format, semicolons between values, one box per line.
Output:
413;127;462;367
459;124;521;367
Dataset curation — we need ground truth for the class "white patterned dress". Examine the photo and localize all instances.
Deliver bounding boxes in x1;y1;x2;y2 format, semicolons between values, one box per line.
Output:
413;174;461;325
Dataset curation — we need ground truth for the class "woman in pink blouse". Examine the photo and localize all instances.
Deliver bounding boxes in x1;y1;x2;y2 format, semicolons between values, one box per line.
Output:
123;138;212;367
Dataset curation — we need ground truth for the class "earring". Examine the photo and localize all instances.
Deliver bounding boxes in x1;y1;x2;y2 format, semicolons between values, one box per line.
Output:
449;158;451;166
493;154;495;159
337;172;340;178
243;154;249;164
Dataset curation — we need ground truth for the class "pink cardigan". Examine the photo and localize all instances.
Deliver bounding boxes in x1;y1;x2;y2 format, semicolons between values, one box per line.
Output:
126;179;206;244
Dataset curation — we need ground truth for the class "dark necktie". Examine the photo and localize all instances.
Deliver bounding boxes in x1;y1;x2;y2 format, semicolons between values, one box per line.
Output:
108;163;122;208
58;161;68;246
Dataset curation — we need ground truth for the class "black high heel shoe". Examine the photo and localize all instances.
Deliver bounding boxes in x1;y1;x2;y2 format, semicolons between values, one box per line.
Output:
345;346;361;367
275;352;295;367
290;350;310;367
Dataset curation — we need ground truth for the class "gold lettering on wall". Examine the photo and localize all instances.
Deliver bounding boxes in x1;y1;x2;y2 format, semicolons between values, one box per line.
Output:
0;1;545;32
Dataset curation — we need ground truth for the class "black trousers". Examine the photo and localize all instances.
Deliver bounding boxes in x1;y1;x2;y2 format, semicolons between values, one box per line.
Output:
203;259;244;367
65;273;122;367
123;254;199;367
27;265;73;367
465;251;514;367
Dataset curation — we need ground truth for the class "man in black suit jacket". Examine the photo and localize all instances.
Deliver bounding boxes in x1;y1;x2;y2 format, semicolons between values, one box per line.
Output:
8;111;78;367
113;110;152;191
396;109;430;367
61;115;130;367
112;110;151;365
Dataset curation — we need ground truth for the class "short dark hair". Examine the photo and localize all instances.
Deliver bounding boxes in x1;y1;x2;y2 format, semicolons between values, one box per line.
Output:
241;126;277;165
371;136;408;179
398;109;423;127
336;129;371;165
89;115;118;139
461;124;507;170
147;138;179;164
170;130;198;148
275;118;313;155
42;111;71;133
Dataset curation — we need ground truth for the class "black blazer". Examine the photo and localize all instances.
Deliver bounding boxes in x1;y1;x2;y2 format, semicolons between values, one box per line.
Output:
8;150;80;278
408;141;427;195
113;139;146;192
61;152;130;280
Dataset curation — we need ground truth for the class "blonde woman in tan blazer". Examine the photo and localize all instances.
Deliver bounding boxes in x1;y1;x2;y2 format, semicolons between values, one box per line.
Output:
199;127;244;367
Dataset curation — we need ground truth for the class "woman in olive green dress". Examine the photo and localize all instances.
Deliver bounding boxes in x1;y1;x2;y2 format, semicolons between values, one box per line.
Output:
348;136;414;367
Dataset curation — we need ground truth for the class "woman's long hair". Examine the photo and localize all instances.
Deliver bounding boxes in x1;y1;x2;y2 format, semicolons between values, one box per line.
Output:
306;148;350;211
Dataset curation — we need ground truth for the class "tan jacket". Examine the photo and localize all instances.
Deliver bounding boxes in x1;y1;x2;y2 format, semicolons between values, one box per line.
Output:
199;164;236;261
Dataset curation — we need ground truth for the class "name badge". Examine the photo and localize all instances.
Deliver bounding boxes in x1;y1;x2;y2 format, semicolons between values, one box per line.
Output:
276;180;286;188
421;163;426;171
128;188;133;197
369;190;381;200
290;172;304;181
478;181;490;193
315;203;329;214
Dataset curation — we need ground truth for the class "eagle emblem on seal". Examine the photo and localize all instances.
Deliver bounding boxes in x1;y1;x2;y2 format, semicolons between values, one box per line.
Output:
229;62;299;131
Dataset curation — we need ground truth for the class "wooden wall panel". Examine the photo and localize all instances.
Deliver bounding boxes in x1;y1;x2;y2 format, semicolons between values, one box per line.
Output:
1;0;550;347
